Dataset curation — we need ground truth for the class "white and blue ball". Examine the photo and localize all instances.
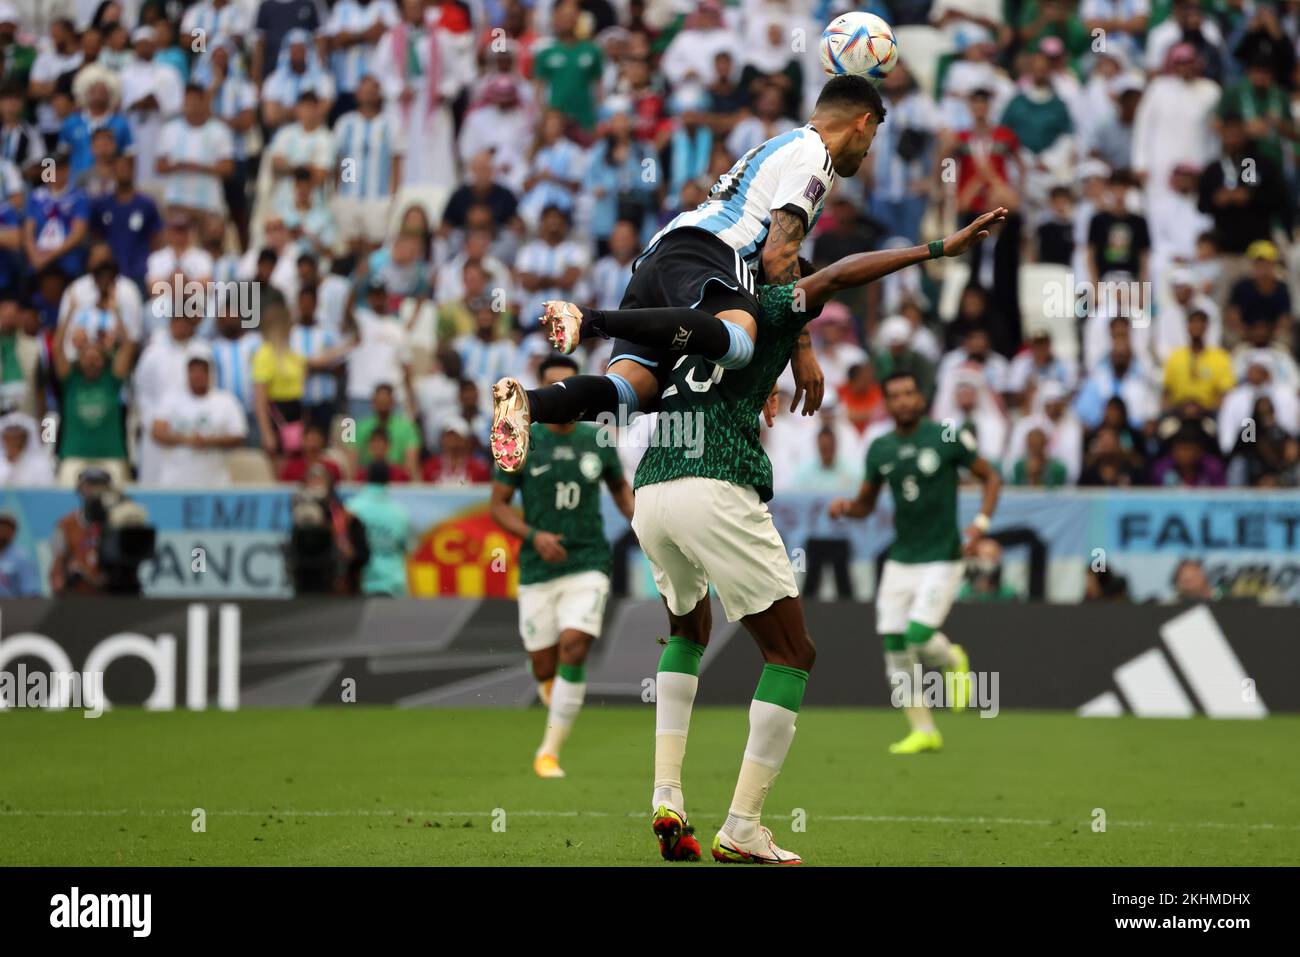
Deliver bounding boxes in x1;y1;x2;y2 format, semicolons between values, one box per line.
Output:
819;12;899;81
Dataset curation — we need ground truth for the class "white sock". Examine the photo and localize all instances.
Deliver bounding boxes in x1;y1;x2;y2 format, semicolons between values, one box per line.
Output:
886;649;936;733
723;699;798;841
919;631;959;671
538;675;585;758
652;671;698;812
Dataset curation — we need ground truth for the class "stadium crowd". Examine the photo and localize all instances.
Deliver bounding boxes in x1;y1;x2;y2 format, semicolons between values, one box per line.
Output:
0;0;1298;497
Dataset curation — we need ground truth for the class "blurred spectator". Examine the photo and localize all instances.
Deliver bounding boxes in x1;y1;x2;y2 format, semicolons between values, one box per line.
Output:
1007;380;1084;481
837;362;885;435
1085;565;1130;601
120;24;182;193
279;422;343;484
90;151;161;289
933;365;1009;464
0;411;53;485
333;73;403;257
1150;425;1226;487
421;416;491;485
958;536;1019;601
1162;308;1234;412
1075;317;1158;431
1035;184;1074;266
1218;350;1300;456
0;509;39;596
1006;325;1077;409
457;77;531;192
869;65;935;245
810;302;867;393
262;28;335;129
1134;42;1220;210
156;83;235;227
1227;395;1300;488
1008;425;1068;487
1226;241;1292;349
586;97;658;251
150;346;248;486
873;315;936;402
1154;265;1220;364
0;293;40;416
1197;114;1290;272
1171;558;1218;602
48;468;112;595
252;300;308;461
51;301;131;476
346;460;411;595
25;146;90;277
346;278;408;420
532;0;602;131
354;382;419;475
790;427;859;492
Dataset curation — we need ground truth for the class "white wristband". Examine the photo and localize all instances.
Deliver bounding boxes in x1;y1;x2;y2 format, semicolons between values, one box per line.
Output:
972;513;991;532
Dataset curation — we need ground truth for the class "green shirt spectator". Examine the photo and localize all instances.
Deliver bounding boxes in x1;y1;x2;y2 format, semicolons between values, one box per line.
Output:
1218;67;1292;169
1018;0;1091;64
52;316;132;463
532;9;604;130
1001;87;1073;155
1010;455;1068;487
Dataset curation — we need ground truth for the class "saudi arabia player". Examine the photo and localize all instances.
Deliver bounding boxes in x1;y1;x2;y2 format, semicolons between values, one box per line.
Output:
489;75;895;473
489;356;635;779
828;371;1003;754
540;210;1007;861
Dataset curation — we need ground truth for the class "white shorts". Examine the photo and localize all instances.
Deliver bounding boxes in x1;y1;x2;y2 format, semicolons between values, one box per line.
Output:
333;196;393;245
632;477;799;623
875;559;964;635
517;570;611;652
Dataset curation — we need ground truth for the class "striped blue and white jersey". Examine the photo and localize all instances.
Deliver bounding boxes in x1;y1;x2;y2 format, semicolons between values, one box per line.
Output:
157;117;235;213
644;125;835;271
325;0;399;94
181;1;252;50
871;92;938;202
514;238;591;331
291;323;342;405
210;332;263;410
589;255;633;310
208;74;259;161
68;305;115;342
455;334;521;394
334;110;403;200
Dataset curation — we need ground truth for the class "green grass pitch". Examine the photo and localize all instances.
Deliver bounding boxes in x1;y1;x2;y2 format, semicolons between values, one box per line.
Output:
1;708;1296;866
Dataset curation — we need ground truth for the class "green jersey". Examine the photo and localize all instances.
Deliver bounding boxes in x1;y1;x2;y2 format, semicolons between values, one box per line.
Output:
634;283;806;503
497;423;622;585
866;418;978;563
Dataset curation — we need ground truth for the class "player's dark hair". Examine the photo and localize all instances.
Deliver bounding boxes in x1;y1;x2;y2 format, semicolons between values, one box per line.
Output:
538;355;580;378
882;370;918;392
814;74;887;123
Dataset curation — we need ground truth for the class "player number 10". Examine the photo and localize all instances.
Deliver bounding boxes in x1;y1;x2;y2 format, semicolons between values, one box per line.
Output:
554;481;581;510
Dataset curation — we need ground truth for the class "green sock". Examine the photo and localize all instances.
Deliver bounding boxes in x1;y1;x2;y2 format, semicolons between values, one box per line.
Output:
904;621;937;646
557;661;586;683
882;632;906;652
657;636;705;676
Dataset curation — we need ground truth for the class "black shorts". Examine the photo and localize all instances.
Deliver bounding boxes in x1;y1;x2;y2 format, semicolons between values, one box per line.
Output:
610;227;761;390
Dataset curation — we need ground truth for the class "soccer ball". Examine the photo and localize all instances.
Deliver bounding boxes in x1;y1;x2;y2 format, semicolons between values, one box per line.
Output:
819;12;899;81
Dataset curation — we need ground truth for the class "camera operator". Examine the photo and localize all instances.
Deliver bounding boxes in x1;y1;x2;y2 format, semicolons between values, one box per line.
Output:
49;467;156;595
958;536;1020;602
285;464;368;595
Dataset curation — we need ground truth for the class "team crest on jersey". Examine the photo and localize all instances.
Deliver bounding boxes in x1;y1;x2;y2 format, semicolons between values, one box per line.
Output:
803;176;826;204
579;452;602;481
918;448;940;475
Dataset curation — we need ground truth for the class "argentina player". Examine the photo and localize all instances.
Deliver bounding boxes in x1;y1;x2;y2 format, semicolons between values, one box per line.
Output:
489;75;888;472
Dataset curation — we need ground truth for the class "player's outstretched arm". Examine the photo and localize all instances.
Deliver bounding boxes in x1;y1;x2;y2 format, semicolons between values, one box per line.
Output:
796;207;1009;313
960;457;1002;556
828;479;882;521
